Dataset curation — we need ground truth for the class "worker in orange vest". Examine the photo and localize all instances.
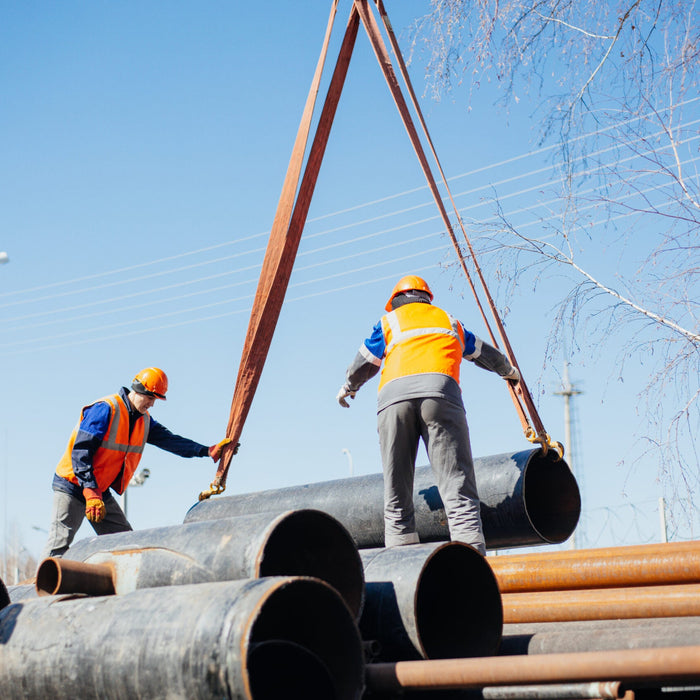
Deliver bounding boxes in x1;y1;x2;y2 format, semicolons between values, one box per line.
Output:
41;367;232;559
336;276;520;554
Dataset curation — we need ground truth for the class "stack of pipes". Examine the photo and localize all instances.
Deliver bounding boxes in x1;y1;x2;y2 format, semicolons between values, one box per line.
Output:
491;540;700;655
3;447;700;698
0;509;367;699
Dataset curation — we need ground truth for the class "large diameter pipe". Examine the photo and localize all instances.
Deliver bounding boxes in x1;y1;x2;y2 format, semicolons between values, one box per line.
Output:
489;540;700;593
364;645;700;693
185;449;580;550
500;617;700;656
0;576;364;700
502;583;700;624
360;542;503;661
60;508;364;618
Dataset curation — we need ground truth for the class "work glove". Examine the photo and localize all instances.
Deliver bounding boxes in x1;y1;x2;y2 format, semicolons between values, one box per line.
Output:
336;384;356;408
83;487;106;523
504;366;521;384
208;438;239;463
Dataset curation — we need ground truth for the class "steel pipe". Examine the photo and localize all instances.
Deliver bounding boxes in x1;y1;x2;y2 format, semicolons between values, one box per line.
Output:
500;617;700;656
364;645;700;693
36;557;115;597
502;583;700;624
447;681;625;699
360;542;503;661
489;540;700;593
6;583;36;604
0;576;364;700
62;508;364;618
185;449;580;550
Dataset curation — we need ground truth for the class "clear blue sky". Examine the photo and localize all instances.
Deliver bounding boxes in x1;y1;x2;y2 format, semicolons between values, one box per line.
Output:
0;1;679;567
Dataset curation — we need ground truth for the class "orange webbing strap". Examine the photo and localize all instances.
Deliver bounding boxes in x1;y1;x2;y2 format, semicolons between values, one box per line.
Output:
199;1;360;500
199;0;359;501
362;0;561;457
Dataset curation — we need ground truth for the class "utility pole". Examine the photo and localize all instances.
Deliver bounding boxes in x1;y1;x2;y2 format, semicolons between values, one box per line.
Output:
555;362;583;548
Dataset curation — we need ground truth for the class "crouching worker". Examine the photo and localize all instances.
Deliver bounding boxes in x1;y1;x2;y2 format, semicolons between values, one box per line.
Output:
41;367;232;559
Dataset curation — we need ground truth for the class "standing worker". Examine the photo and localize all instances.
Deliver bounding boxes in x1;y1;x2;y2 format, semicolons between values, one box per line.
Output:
41;367;233;559
336;276;520;555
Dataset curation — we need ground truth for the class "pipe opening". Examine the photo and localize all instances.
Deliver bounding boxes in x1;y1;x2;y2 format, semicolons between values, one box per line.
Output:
248;578;364;700
248;641;336;699
36;557;115;597
416;544;503;659
523;451;581;544
258;509;365;618
36;558;61;596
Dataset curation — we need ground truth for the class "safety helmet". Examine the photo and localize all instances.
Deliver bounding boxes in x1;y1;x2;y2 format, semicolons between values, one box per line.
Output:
131;367;168;400
385;275;433;312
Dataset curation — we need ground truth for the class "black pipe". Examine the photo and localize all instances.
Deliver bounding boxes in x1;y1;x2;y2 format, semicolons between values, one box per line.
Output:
185;449;580;550
0;576;364;699
360;542;503;661
499;617;700;656
63;508;364;618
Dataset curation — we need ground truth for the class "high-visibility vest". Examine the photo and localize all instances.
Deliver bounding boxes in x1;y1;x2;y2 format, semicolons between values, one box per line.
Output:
56;393;150;495
378;303;466;392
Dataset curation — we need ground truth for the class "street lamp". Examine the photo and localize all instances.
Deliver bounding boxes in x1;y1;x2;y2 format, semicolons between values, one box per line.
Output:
341;448;353;477
121;468;150;518
0;252;9;264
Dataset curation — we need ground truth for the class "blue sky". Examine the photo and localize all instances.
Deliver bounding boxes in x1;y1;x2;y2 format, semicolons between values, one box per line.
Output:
0;1;685;567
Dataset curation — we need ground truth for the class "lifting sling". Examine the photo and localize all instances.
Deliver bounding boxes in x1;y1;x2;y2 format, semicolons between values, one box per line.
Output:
199;0;562;501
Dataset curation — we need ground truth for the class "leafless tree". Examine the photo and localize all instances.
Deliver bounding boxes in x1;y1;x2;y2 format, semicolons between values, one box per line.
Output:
409;1;699;531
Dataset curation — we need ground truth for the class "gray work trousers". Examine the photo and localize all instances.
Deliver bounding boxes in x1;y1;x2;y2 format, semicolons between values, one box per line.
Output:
377;397;486;554
41;489;132;560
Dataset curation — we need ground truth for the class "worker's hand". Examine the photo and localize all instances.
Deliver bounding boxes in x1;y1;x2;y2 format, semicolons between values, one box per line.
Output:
504;366;521;384
209;438;239;462
336;384;356;408
83;487;106;523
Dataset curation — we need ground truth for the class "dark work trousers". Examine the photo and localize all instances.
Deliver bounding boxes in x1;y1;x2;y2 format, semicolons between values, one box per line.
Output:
41;489;132;559
377;396;486;554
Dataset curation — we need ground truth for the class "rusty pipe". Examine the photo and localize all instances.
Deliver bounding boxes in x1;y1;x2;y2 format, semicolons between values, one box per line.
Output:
36;557;115;597
186;448;580;550
0;576;364;700
502;583;700;624
479;681;625;699
489;540;700;593
364;645;700;693
62;508;364;618
500;617;700;656
360;542;503;661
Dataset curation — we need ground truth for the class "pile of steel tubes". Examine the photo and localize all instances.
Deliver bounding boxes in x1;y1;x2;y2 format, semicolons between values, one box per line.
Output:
2;447;700;699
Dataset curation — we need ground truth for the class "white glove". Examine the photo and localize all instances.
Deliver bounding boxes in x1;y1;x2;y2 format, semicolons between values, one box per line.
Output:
504;366;521;384
336;384;357;408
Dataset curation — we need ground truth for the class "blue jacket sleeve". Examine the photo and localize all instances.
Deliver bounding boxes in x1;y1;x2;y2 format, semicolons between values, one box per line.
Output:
344;321;384;392
72;401;112;490
147;418;209;458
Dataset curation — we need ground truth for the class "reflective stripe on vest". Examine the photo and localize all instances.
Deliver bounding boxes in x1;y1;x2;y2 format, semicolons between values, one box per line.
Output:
56;393;150;495
378;304;465;392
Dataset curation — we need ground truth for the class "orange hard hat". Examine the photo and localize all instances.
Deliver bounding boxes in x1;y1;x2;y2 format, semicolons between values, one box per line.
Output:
385;275;433;312
132;367;168;400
